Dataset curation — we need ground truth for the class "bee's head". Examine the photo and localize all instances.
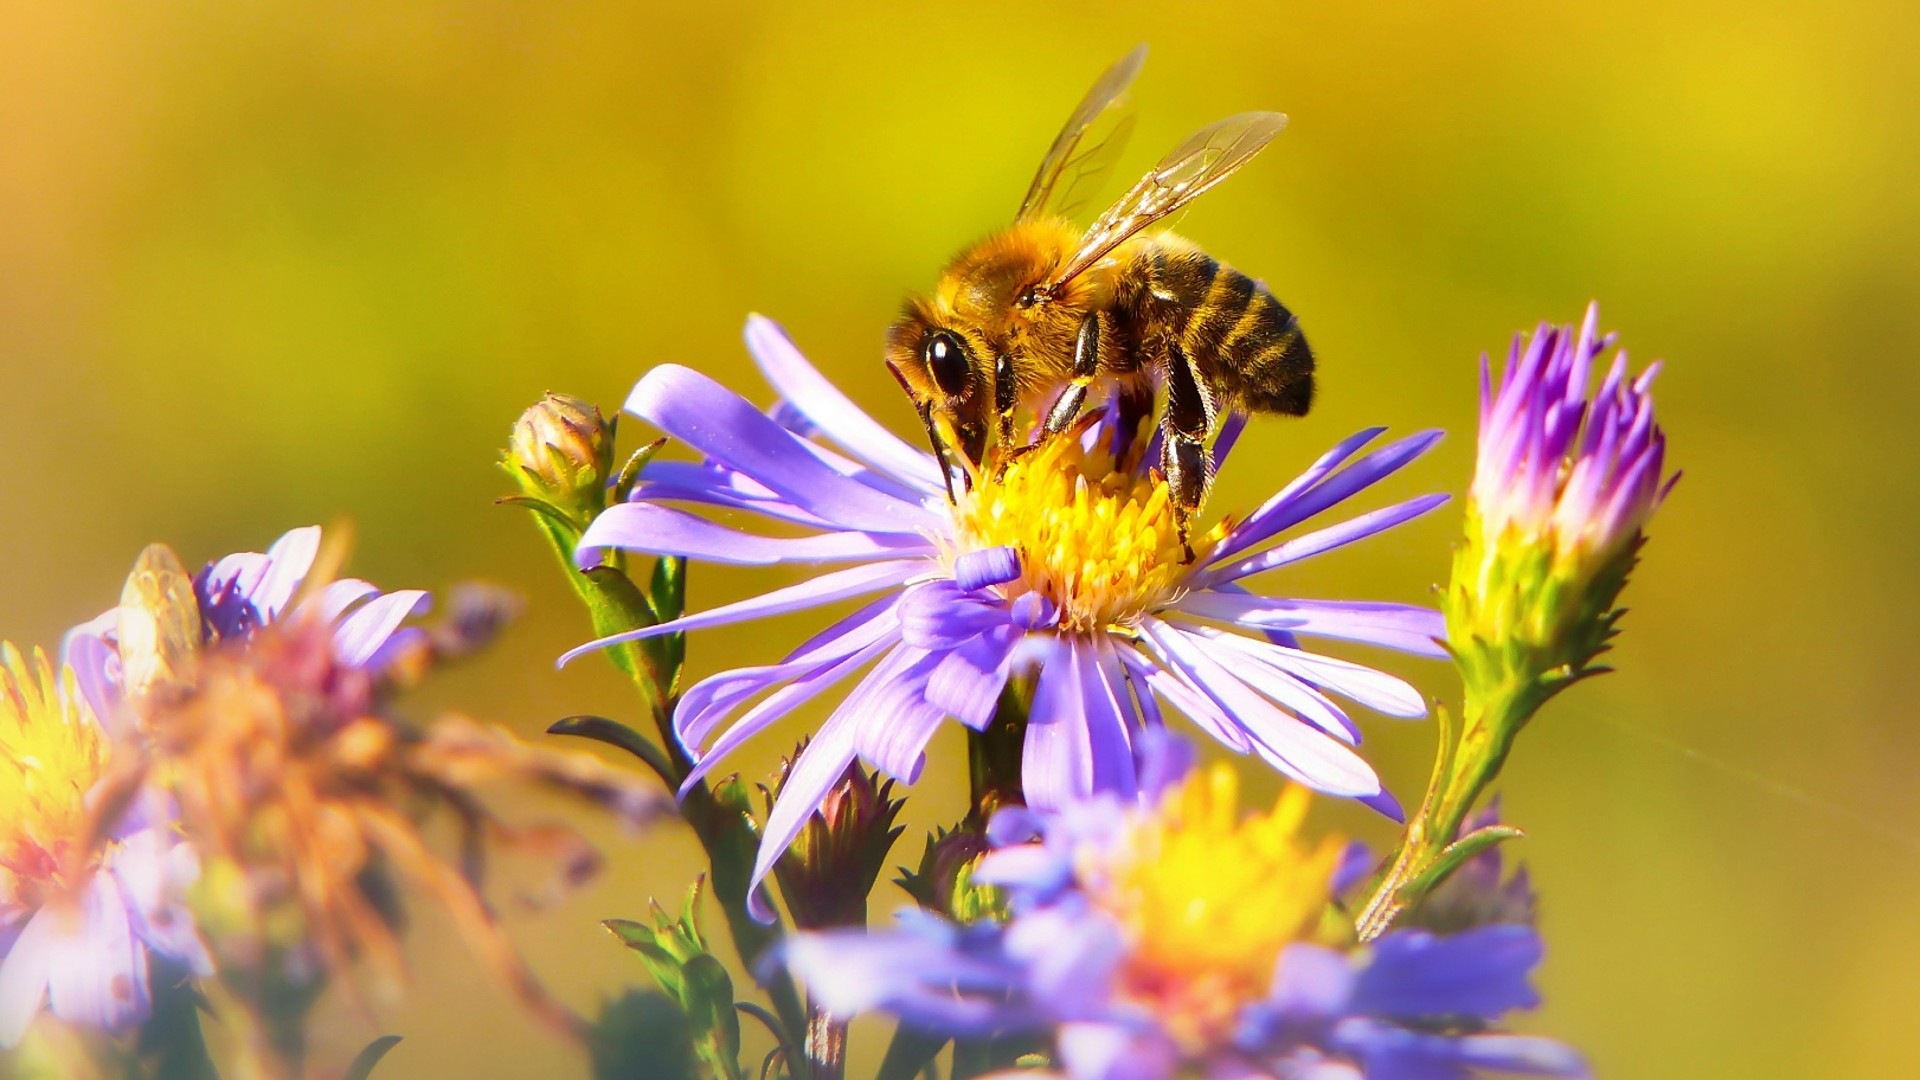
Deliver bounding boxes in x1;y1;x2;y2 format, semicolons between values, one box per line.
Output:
886;300;993;468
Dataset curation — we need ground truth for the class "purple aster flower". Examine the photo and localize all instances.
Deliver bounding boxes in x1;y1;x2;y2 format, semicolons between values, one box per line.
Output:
565;317;1449;915
0;645;208;1048
62;525;431;724
782;733;1586;1079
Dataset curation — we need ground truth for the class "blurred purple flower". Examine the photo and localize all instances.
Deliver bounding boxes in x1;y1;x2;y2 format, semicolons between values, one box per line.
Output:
0;647;207;1048
783;733;1586;1079
61;525;431;723
566;317;1449;916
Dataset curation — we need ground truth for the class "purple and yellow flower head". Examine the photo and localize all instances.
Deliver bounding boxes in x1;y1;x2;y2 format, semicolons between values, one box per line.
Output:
782;733;1586;1079
565;317;1452;915
1454;303;1676;693
0;645;206;1048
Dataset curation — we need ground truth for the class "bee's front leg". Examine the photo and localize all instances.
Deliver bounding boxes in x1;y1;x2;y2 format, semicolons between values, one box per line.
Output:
1160;341;1215;562
1041;313;1101;438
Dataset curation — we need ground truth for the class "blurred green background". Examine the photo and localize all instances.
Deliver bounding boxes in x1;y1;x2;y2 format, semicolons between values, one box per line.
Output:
3;1;1917;1076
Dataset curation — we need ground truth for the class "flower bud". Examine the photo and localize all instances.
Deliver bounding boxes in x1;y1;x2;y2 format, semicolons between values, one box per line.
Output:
769;749;905;930
503;393;614;522
896;825;1004;926
1451;304;1675;719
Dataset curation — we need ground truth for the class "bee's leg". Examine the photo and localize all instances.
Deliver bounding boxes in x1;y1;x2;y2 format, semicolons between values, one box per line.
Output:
1160;341;1215;562
1041;313;1102;438
994;352;1020;457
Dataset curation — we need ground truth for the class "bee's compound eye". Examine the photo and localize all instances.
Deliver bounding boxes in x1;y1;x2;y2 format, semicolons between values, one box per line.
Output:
923;331;972;397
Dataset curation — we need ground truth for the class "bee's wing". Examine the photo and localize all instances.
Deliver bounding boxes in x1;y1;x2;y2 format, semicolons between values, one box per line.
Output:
117;542;203;697
1016;45;1146;223
1045;111;1288;289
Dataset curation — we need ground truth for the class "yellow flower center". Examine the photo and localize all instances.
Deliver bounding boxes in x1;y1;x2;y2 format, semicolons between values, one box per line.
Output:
0;644;110;905
952;433;1228;633
1083;763;1342;1051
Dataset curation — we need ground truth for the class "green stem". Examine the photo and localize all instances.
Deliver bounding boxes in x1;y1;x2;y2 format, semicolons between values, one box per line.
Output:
528;516;808;1063
1355;682;1536;941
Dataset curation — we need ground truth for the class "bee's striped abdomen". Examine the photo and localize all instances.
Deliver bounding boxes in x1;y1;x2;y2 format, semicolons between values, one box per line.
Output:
1116;243;1316;420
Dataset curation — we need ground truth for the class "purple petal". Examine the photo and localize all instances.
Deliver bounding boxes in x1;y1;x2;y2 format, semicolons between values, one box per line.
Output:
744;316;946;493
251;526;323;620
1057;1021;1180;1080
1022;639;1136;812
750;709;860;921
1172;627;1359;743
973;843;1071;896
676;597;903;750
332;590;431;669
1198;631;1428;719
849;648;950;781
1177;594;1446;660
1132;726;1195;803
1352;926;1544;1020
680;633;899;792
1266;943;1358;1020
953;546;1020;592
0;911;54;1047
782;915;1031;1035
46;875;150;1035
61;630;120;731
558;558;924;667
1213;430;1441;565
924;626;1021;731
1139;620;1381;798
1201;495;1449;588
625;365;938;534
578;502;933;567
302;579;381;626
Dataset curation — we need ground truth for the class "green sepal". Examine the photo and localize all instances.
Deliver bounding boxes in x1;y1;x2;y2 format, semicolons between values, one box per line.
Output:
1402;824;1526;897
496;493;577;530
549;714;678;788
615;435;670;505
606;879;746;1080
343;1036;404;1080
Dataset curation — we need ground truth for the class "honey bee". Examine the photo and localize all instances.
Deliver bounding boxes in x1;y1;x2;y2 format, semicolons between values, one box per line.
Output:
886;46;1315;551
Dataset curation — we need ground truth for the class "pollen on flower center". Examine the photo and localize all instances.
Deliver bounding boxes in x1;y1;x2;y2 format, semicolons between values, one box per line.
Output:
951;433;1227;633
0;644;110;902
1083;763;1341;1051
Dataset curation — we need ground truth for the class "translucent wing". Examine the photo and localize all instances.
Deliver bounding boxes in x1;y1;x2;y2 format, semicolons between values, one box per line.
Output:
118;542;203;697
1045;111;1289;289
1016;45;1147;223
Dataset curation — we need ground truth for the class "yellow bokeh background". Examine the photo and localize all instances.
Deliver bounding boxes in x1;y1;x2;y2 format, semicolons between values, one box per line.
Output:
4;2;1918;1077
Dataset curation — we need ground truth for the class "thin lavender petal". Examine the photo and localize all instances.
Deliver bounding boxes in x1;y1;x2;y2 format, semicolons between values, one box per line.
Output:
577;502;934;567
625;365;938;534
332;590;431;669
1200;494;1449;588
745;315;946;493
558;558;924;667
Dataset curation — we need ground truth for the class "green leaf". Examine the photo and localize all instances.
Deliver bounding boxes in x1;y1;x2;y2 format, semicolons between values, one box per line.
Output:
343;1036;403;1080
1404;824;1527;897
549;714;678;787
605;879;745;1080
681;955;746;1080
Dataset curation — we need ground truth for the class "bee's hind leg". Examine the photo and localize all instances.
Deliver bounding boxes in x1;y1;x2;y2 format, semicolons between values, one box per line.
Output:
1160;341;1216;563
